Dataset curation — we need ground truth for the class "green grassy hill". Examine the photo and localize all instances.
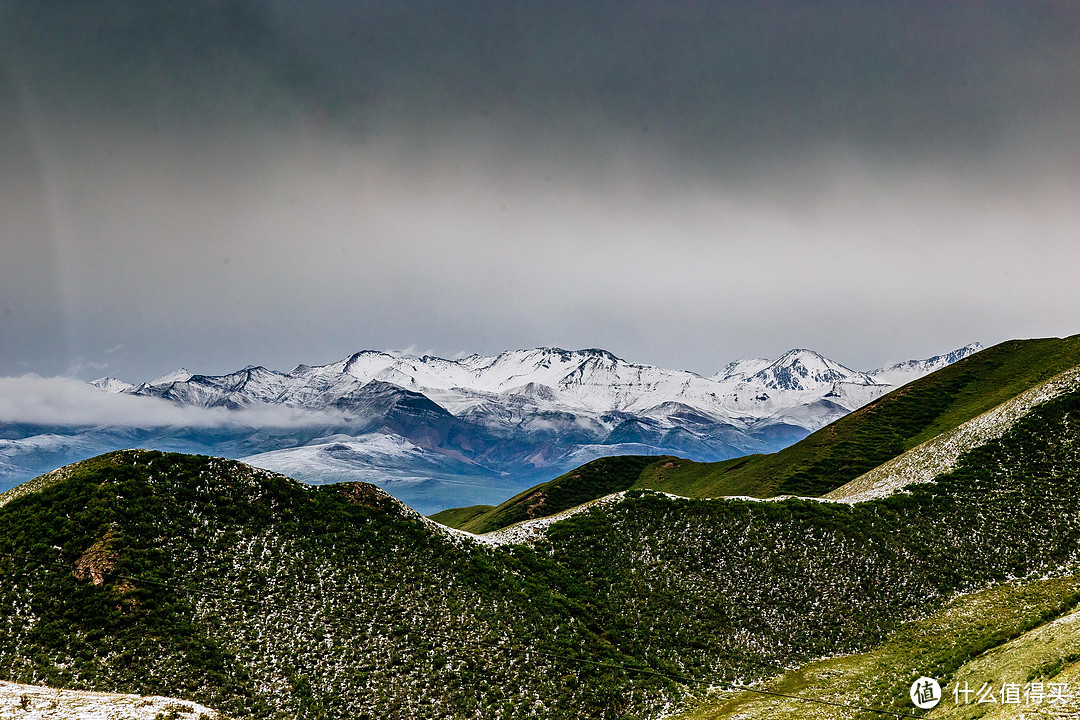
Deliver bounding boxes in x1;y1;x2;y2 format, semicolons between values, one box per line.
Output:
447;455;672;534
427;503;494;528
436;335;1080;533
671;576;1080;719
0;451;673;720
3;377;1080;718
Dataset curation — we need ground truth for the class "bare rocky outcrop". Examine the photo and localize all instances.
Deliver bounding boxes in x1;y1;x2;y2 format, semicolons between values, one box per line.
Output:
72;531;121;586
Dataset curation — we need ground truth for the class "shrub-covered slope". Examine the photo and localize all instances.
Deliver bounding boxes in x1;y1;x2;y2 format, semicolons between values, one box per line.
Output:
0;452;677;719
434;335;1080;532
535;386;1080;690
2;381;1080;719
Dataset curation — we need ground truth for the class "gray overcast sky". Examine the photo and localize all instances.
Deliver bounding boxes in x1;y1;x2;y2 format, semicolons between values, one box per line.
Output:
1;1;1078;380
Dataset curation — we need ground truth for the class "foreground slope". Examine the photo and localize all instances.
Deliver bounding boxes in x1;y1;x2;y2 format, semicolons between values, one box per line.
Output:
0;452;678;720
440;335;1080;532
671;576;1080;719
0;680;226;719
3;377;1080;719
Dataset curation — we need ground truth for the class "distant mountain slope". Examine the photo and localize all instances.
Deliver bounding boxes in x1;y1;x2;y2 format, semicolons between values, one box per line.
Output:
869;343;987;388
113;346;980;435
3;377;1080;718
426;503;494;529
825;362;1080;503
647;335;1080;498
435;336;1079;530
1;344;978;512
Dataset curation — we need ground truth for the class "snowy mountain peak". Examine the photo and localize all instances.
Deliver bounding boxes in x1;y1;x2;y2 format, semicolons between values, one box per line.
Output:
870;342;984;387
343;351;401;380
748;349;876;392
63;341;987;513
89;377;135;393
490;346;620;367
148;368;192;385
578;348;621;362
93;342;981;441
711;358;772;382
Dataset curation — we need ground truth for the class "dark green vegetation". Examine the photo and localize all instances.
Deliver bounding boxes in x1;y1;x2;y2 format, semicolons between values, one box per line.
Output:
0;452;679;719
2;380;1080;718
436;335;1080;532
448;455;671;534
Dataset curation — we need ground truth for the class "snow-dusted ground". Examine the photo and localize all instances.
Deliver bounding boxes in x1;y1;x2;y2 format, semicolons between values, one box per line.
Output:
239;432;481;486
0;681;223;720
825;364;1080;503
470;491;633;545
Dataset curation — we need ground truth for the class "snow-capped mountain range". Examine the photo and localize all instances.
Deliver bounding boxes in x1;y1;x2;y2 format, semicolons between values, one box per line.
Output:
101;343;981;424
1;343;980;513
68;344;981;509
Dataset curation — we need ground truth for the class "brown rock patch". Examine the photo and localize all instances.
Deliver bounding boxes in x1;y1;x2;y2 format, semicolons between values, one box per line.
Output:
72;531;120;586
338;481;391;509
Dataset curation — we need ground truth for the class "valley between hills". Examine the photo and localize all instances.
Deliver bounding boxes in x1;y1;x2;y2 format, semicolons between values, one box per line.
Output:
2;336;1080;719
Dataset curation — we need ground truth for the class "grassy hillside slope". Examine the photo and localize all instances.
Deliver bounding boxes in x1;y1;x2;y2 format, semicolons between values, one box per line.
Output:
435;335;1080;532
0;451;675;720
671;576;1080;719
3;380;1080;718
533;386;1080;699
428;503;494;528
449;455;671;534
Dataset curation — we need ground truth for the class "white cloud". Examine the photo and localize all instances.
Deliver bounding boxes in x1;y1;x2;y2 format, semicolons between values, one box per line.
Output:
0;375;350;429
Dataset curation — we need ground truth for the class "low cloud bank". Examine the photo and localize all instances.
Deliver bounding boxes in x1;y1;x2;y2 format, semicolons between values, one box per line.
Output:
0;375;351;429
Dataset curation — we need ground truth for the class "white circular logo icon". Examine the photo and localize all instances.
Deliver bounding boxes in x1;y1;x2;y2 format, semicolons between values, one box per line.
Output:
910;676;941;709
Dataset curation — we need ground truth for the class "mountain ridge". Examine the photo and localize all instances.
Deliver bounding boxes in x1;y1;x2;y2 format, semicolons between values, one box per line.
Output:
100;344;983;421
1;343;981;513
